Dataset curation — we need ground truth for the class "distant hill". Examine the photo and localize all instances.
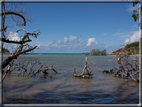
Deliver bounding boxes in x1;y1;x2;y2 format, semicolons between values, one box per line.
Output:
113;41;139;55
1;47;11;54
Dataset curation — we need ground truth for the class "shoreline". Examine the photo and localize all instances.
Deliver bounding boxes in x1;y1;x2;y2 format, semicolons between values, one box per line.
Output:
1;53;11;55
1;53;140;56
130;54;139;56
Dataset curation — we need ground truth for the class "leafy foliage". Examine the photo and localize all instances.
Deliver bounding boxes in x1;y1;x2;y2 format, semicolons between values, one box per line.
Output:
125;41;139;49
132;0;141;29
116;48;122;53
2;48;10;53
114;41;139;55
132;10;139;22
90;49;106;55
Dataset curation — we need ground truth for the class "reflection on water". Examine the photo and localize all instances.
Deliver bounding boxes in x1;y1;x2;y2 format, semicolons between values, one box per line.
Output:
2;55;139;104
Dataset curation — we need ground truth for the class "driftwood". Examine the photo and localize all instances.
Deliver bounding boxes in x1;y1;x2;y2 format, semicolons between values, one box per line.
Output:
1;56;59;80
95;54;139;82
92;47;139;83
30;65;58;77
42;65;58;73
74;57;93;78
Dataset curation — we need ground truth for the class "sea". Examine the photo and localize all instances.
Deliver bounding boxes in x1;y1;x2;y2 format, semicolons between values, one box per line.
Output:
1;53;139;104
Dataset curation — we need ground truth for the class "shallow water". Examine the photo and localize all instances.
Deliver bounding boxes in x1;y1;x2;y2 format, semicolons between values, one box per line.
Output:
2;54;139;104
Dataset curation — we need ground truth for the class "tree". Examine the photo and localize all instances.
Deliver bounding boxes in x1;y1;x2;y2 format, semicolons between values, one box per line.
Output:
90;48;106;56
95;49;100;55
90;49;96;55
101;49;106;55
2;56;58;81
2;47;10;53
100;47;140;82
113;42;139;55
132;0;141;29
0;2;40;82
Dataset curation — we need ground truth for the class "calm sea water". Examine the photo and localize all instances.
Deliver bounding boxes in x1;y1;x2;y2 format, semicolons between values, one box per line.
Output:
2;53;139;104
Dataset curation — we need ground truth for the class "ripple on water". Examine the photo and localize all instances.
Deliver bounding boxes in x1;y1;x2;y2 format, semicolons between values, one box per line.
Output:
2;55;139;104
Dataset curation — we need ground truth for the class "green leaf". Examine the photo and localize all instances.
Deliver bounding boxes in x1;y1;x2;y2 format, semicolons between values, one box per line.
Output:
132;14;137;21
133;10;138;13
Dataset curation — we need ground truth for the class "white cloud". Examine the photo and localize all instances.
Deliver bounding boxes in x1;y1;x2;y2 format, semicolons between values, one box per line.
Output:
112;31;137;39
125;30;140;44
2;32;20;53
87;38;98;46
34;35;101;53
64;35;78;44
53;39;61;44
7;32;20;41
64;37;68;43
69;35;77;42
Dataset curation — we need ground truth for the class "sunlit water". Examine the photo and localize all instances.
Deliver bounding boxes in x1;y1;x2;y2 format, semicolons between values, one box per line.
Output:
2;54;139;104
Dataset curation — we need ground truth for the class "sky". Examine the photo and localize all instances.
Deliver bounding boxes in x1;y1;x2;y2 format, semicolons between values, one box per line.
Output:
3;2;140;53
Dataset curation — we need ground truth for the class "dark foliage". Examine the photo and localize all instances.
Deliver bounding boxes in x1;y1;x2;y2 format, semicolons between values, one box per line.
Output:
114;41;139;55
2;48;10;53
125;42;139;49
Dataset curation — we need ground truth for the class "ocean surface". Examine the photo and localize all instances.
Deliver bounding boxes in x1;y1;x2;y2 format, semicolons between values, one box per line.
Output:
2;53;139;104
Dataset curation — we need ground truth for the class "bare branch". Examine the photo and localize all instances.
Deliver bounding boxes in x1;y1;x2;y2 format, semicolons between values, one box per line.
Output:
0;26;8;32
1;30;40;44
1;12;26;26
1;38;31;44
2;46;37;69
17;29;28;33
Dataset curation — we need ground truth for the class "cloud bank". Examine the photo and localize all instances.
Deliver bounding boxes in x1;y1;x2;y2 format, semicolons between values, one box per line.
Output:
7;32;20;41
125;30;140;45
87;38;98;46
4;32;125;53
36;35;101;53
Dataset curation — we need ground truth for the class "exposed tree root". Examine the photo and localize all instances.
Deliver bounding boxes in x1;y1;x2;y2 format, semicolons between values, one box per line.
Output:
74;57;93;79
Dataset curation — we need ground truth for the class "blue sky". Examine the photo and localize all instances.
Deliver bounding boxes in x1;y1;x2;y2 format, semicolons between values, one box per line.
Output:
4;2;140;53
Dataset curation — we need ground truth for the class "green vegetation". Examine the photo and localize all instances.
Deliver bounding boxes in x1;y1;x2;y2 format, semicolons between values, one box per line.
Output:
90;49;106;56
113;48;122;53
114;41;139;55
125;41;139;49
2;48;10;53
132;1;142;29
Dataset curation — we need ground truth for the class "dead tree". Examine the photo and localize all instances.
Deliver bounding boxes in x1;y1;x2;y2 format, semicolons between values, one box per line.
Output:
2;56;58;81
74;57;93;78
1;3;40;82
17;57;58;76
93;46;140;82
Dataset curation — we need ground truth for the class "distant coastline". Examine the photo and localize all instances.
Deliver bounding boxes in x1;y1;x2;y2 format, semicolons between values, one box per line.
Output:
27;53;84;55
1;52;139;56
1;53;11;55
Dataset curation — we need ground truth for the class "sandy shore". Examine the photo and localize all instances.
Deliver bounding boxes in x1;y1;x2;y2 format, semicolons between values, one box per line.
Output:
130;54;140;56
